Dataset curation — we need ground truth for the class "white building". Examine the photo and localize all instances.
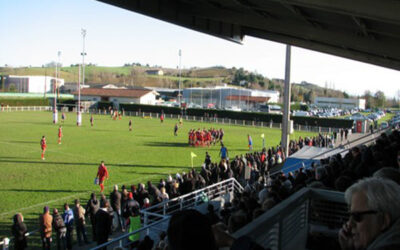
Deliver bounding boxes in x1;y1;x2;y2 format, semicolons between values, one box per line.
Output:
182;85;280;110
145;69;164;75
73;88;159;108
1;75;64;94
314;97;366;110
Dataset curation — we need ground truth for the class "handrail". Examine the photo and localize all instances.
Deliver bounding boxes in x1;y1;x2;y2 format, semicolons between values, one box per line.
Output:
0;229;39;247
90;217;170;250
141;177;243;216
233;188;346;250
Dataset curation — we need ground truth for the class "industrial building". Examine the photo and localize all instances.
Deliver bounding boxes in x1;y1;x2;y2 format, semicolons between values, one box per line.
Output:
182;85;280;110
314;97;366;110
0;75;64;94
73;88;159;108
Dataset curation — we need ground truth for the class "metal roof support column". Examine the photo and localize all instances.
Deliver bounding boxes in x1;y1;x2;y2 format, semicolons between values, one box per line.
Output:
281;45;292;157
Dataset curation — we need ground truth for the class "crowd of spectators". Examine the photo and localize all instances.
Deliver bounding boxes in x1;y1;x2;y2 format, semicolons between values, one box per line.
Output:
10;128;400;250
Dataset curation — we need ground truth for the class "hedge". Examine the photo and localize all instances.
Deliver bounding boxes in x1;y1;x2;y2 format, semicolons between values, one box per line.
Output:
119;103;353;128
0;98;50;106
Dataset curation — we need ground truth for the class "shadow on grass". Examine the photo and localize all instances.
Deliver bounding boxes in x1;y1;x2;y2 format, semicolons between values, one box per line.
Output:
0;159;186;169
0;189;88;193
144;142;188;147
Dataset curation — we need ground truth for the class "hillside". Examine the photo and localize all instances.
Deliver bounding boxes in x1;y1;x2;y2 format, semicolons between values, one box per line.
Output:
0;65;348;102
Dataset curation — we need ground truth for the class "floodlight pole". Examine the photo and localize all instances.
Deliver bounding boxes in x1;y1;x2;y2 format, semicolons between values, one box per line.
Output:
53;52;59;124
178;49;182;105
78;28;86;126
281;45;292;158
57;51;61;99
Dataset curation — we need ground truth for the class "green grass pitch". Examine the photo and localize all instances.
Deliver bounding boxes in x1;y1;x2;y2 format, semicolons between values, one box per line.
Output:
0;111;317;241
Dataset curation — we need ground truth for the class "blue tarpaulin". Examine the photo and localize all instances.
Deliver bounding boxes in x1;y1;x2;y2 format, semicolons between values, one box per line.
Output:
280;146;344;175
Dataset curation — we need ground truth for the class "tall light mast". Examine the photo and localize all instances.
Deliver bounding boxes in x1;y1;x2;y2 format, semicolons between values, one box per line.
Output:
178;49;182;105
77;29;86;126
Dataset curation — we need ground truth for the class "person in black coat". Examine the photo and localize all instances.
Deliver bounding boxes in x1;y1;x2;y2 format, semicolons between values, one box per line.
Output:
110;185;123;231
95;200;112;249
86;192;99;241
11;213;27;250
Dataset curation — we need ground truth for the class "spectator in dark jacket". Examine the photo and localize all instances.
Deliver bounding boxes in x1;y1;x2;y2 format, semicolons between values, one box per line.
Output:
11;213;27;250
95;200;112;249
52;208;67;250
110;185;124;231
86;192;99;241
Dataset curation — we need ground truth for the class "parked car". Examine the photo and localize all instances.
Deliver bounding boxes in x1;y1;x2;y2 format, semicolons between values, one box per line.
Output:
380;122;389;129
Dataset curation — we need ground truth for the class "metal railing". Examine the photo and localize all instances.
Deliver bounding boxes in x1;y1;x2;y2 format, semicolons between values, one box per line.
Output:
1;106;349;134
87;109;342;133
91;217;170;250
0;106;52;112
90;178;244;249
233;188;347;250
0;229;39;249
141;177;244;226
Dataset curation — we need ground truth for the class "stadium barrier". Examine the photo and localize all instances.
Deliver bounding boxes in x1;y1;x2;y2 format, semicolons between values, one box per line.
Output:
90;178;244;249
0;106;52;112
0;229;39;249
232;188;347;250
86;108;344;134
2;106;355;134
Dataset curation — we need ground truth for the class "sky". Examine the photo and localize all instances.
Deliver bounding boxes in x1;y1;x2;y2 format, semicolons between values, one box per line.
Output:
1;0;399;98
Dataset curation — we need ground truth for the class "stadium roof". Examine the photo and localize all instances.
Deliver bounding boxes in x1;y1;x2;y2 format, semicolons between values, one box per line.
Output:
73;88;154;98
97;0;400;71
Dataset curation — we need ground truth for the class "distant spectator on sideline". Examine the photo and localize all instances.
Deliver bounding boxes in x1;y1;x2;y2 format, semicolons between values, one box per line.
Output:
62;203;74;250
11;213;27;250
52;208;67;250
39;206;53;250
338;177;400;250
73;199;89;246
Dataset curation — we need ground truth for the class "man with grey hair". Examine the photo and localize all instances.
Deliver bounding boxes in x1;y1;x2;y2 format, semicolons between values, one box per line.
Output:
110;185;124;231
338;177;400;250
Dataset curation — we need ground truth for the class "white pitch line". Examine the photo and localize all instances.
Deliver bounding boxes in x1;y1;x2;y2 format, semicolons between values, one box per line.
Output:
0;173;162;218
0;140;98;161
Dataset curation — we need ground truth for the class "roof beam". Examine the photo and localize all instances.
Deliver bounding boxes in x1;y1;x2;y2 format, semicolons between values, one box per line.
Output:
263;0;400;25
246;27;400;71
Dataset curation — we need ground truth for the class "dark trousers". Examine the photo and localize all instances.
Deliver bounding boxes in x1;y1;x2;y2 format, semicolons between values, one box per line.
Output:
76;222;89;245
42;237;51;250
65;226;73;249
97;236;108;250
90;219;97;241
114;209;124;231
56;229;67;250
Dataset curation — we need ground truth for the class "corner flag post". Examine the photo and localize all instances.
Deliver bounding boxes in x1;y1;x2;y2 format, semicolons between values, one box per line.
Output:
191;152;197;168
261;133;265;149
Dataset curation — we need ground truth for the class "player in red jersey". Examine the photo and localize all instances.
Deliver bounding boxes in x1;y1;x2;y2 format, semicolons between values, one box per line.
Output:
96;161;109;193
40;136;47;160
58;126;63;144
160;113;164;123
90;115;94;127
